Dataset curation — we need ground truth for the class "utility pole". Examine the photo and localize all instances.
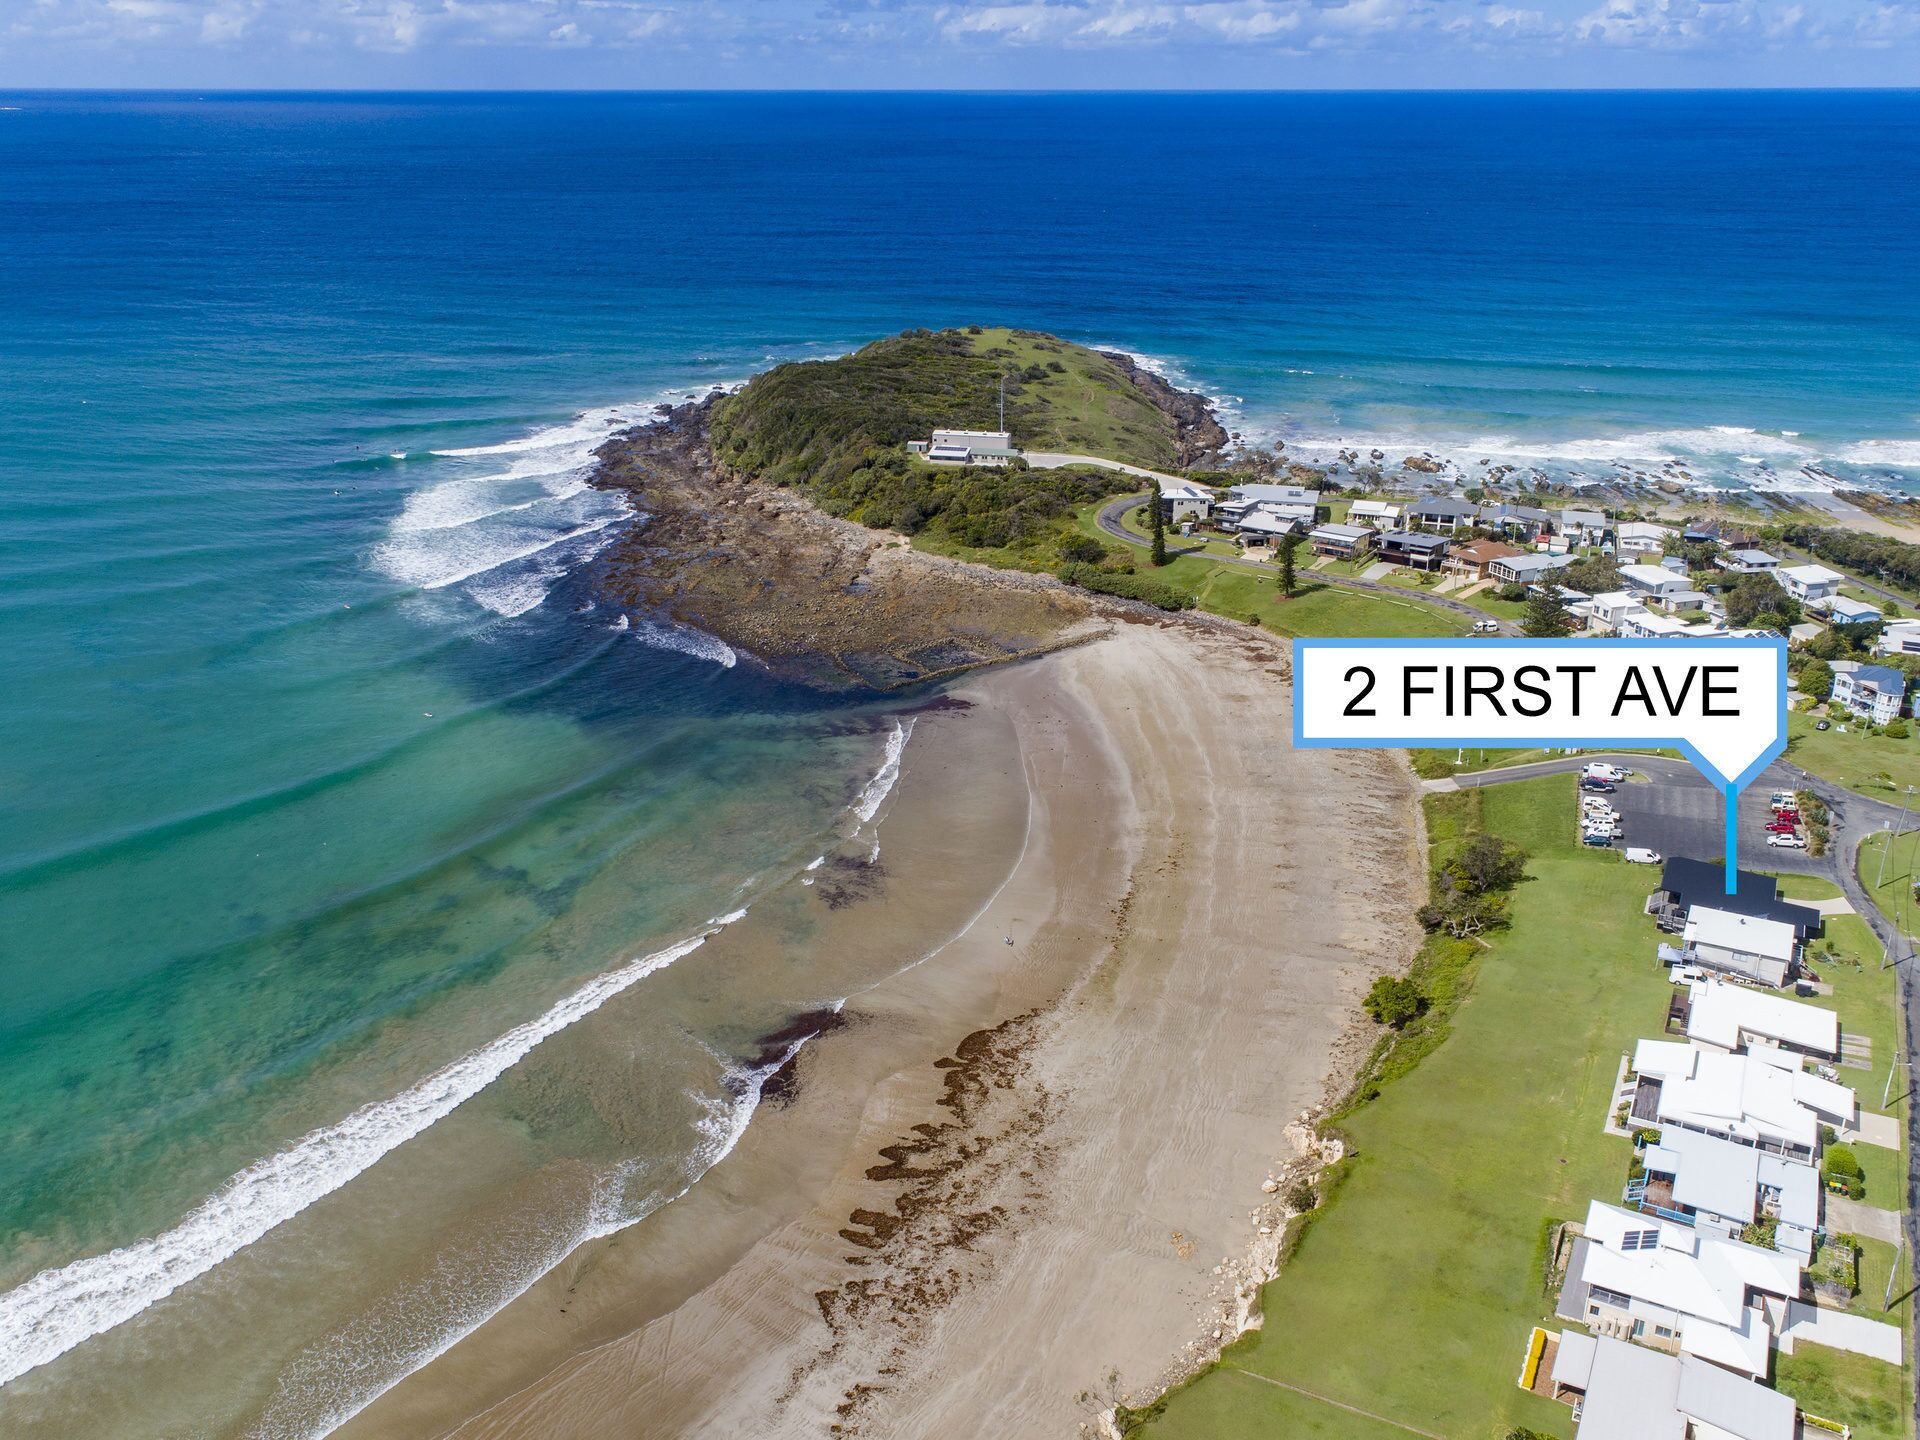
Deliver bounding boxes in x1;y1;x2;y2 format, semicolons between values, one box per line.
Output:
998;374;1006;434
1877;784;1917;889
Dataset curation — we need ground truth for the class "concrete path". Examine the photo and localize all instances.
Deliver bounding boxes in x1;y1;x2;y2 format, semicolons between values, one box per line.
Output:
1826;1195;1904;1244
1023;452;1187;488
1847;1110;1904;1150
1780;1299;1904;1362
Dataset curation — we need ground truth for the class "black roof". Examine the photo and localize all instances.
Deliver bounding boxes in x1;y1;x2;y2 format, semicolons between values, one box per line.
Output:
1412;496;1477;516
1657;856;1822;937
1382;530;1449;550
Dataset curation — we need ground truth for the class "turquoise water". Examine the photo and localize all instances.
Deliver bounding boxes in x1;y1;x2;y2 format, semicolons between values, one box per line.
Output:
2;89;1918;1434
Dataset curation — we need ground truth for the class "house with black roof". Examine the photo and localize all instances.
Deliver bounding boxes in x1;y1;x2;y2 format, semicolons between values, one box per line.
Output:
1646;857;1822;939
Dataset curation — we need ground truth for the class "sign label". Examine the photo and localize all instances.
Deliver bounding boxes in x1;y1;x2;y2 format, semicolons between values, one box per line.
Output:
1294;638;1790;888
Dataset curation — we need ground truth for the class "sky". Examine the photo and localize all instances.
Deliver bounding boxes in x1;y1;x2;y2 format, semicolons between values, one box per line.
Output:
2;0;1918;88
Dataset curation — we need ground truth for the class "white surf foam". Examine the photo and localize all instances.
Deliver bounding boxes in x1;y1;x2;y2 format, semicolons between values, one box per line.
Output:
853;720;912;825
629;619;739;669
1836;439;1920;469
0;925;733;1387
257;1031;804;1440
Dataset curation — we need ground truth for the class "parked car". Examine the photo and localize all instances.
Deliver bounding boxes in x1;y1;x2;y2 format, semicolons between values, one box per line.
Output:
1769;793;1799;810
1472;619;1500;633
1767;833;1808;849
1816;720;1831;731
1623;847;1663;865
1583;763;1631;782
1582;833;1614;847
1765;822;1798;836
1579;779;1615;793
1772;810;1801;825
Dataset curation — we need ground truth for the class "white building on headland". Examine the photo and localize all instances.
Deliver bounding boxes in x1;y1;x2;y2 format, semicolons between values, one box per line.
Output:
922;429;1018;465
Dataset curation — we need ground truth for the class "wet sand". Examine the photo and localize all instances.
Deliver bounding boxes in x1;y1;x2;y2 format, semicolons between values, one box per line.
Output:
339;618;1424;1440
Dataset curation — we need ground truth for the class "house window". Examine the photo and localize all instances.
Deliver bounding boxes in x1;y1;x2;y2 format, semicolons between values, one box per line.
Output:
1654;1326;1674;1339
1632;1320;1646;1338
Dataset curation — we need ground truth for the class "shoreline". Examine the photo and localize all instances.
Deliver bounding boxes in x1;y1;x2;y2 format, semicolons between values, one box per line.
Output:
335;617;1425;1440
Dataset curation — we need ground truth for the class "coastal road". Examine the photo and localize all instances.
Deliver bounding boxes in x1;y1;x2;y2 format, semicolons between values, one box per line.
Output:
1025;451;1188;487
1434;747;1920;1381
1093;494;1522;636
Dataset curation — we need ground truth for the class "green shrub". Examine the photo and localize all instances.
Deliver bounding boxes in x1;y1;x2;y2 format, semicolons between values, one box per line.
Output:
1056;563;1194;612
1363;975;1425;1028
1885;718;1911;739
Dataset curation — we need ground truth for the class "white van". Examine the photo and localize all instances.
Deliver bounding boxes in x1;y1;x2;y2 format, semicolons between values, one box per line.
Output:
1583;763;1631;783
1623;847;1662;865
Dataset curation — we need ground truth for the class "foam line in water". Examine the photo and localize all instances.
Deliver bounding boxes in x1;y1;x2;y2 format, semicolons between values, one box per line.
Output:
0;925;736;1387
629;619;738;669
265;1032;811;1440
852;720;912;825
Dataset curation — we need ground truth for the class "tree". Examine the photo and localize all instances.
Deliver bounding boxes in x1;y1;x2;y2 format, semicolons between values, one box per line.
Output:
1798;656;1835;702
1446;834;1528;894
1277;532;1301;596
1149;493;1168;567
1724;572;1799;629
1521;588;1570;637
1363;975;1424;1028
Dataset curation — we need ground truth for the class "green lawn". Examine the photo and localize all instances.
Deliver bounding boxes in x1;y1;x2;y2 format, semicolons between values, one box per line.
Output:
1852;1236;1914;1322
1786;709;1920;804
1137;776;1913;1440
1796;911;1908;1160
1776;1344;1909;1440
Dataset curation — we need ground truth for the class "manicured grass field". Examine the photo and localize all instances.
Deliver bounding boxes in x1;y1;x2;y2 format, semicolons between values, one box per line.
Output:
1786;708;1920;803
1776;1344;1909;1440
1137;776;1914;1440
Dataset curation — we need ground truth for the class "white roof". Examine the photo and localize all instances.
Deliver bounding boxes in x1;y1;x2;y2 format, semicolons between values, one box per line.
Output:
931;428;1011;444
1157;480;1213;501
927;444;972;459
1229;483;1317;503
1582;1201;1800;1327
1621;563;1684;589
1557;1332;1793;1440
1780;563;1844;587
1684;906;1797;965
1686;978;1838;1057
1725;549;1778;564
1674;1343;1796;1438
1347;498;1402;517
1630;613;1690;637
1633;1040;1854;1148
1679;1305;1773;1378
1644;1125;1820;1232
1826;596;1882;621
1619;521;1677;539
1309;523;1371;542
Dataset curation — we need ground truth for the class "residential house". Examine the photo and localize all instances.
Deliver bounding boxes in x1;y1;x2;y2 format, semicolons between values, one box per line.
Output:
1831;661;1909;724
1648;859;1822;941
1617;521;1678;557
1686;521;1759;550
1716;549;1780;576
1227;483;1319;506
1155;480;1214;523
1619;564;1697;602
1681;979;1838;1060
1629;1038;1855;1158
1821;595;1883;627
1876;619;1920;658
1478;502;1556;541
1775;563;1843;605
1345;498;1403;530
1489;552;1572;587
1678;907;1801;988
1444;537;1523;581
1556;1200;1798;1378
1561;508;1610;546
1307;522;1374;560
1234;508;1307;546
1547;1332;1796;1440
1376;530;1450;570
1407;495;1479;534
1635;1125;1821;1261
1584;591;1653;634
1620;612;1723;640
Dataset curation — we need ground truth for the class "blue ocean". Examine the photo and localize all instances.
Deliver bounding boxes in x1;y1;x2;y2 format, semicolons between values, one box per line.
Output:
2;90;1917;1437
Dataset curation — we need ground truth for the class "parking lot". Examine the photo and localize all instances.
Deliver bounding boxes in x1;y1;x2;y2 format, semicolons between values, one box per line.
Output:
1595;766;1826;878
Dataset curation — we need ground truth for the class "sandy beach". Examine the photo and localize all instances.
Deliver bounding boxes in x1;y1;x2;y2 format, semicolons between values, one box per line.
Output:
334;615;1423;1440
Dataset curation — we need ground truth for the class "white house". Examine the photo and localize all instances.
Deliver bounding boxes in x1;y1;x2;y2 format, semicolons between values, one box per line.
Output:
1630;1039;1855;1158
1831;662;1908;724
1682;978;1838;1060
1876;619;1920;657
1716;549;1780;575
1345;499;1403;530
1680;907;1800;988
1616;521;1678;557
1561;508;1609;545
1776;563;1843;605
1584;591;1653;634
1489;552;1572;586
1557;1200;1798;1379
1155;480;1215;523
1228;483;1318;506
1408;495;1479;533
1307;522;1374;560
1637;1124;1822;1260
1548;1332;1796;1440
1619;563;1694;599
927;428;1017;465
1234;508;1307;544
